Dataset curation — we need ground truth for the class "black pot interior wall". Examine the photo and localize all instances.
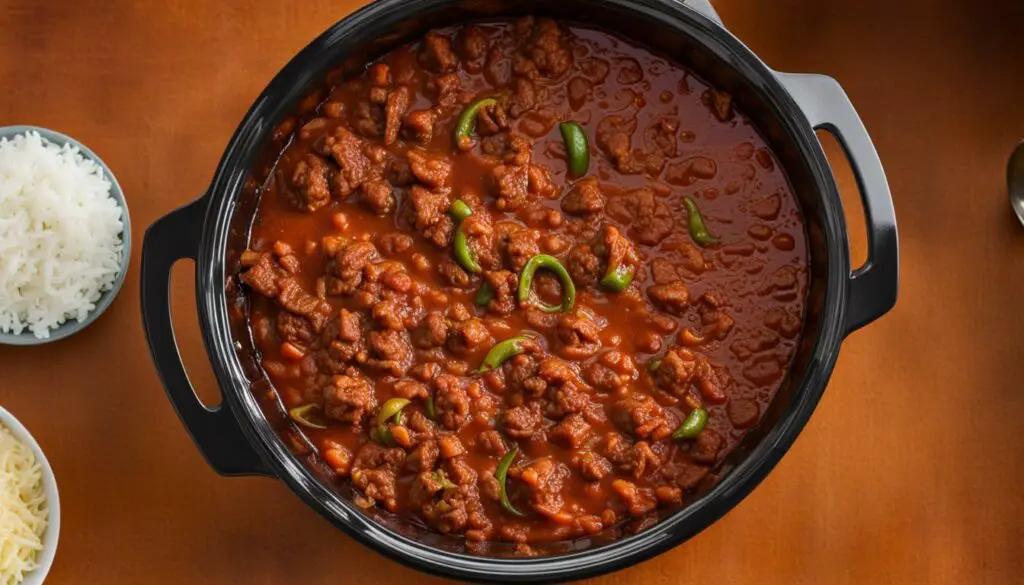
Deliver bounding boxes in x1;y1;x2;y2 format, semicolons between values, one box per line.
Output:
221;0;833;557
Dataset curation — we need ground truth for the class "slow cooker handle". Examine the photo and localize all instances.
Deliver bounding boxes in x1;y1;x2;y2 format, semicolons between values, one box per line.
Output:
775;73;900;335
141;196;271;477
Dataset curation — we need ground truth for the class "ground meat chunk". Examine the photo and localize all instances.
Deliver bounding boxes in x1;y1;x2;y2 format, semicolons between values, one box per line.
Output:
698;292;736;341
433;374;471;430
409;184;452;230
646;118;679;157
438;256;471;288
371;298;409;331
413;311;449;349
567;245;601;288
431;72;463;108
283;154;332;212
654;346;700;396
549;413;593;449
406;440;440;473
665;156;718;186
445;456;479;486
517;17;573;78
321;127;371;198
408;149;452;189
567;76;593;110
510;77;537;118
504;228;541;272
556;312;602;360
393;379;429;401
617;188;674;246
505;355;578;402
648;282;691;316
324;372;377;425
325;241;379;296
527;164;556;198
386;157;413;187
660;460;710;491
352;443;406;512
424;214;455;248
549;384;593;422
493;164;531;211
350;99;382;138
649;258;678;284
459;25;490;61
241;253;333;332
623;441;663;479
438;434;467;459
384;86;410;145
423;31;458;72
459;215;501;270
616;57;643;85
483;132;532;164
561;178;604;216
239;252;290;297
611;394;676;441
695;359;730;404
421;484;488;534
361;177;394;215
571;451;612;481
518;457;571;520
599;224;641;284
410;362;442;383
363;330;413;376
611;479;657;518
408;470;445;509
403;109;435;144
690;428;724;463
378;233;414;256
596;115;638;174
447;318;493;355
704;88;734;122
481;270;518;315
276;311;314;345
477;430;507;456
504;354;543;397
583;350;636;393
500;401;544;440
317;311;365;373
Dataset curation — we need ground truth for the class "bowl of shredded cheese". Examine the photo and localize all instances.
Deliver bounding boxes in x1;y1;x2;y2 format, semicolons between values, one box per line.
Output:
0;407;59;585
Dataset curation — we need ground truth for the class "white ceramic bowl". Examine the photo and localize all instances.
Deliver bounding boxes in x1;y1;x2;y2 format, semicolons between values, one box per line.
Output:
0;407;60;585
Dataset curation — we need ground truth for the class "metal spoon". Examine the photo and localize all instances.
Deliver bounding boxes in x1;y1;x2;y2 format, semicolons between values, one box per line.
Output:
1008;141;1024;226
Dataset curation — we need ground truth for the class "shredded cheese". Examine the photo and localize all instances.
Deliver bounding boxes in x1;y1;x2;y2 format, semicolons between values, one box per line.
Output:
0;423;48;585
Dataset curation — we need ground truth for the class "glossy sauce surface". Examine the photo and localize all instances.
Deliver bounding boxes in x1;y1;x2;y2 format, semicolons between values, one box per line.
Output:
241;19;808;554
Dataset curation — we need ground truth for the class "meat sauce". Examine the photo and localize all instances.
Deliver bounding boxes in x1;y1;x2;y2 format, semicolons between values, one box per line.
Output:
240;18;809;554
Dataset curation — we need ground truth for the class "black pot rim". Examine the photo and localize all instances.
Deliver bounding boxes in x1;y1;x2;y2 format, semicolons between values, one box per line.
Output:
193;0;851;581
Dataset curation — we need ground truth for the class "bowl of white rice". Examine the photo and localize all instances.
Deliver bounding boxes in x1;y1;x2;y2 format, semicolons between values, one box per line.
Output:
0;406;60;585
0;126;130;345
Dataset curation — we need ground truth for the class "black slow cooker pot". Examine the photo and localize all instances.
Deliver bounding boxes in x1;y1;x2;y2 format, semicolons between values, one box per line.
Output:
140;0;899;581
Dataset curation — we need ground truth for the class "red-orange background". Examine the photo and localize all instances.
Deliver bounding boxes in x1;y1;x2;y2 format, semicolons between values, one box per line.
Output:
1;1;1023;583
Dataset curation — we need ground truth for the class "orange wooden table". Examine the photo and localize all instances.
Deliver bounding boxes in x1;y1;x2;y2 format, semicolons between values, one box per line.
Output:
2;1;1023;583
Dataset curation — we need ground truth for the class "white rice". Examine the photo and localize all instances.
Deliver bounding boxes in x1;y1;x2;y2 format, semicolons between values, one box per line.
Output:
0;131;124;339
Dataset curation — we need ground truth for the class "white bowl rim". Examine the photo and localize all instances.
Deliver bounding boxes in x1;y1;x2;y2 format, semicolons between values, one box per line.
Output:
0;406;61;585
0;124;132;346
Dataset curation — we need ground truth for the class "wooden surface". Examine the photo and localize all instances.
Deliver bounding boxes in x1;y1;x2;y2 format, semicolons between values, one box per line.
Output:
2;0;1023;583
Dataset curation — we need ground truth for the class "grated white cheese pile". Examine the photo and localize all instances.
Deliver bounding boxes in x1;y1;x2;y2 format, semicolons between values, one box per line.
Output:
0;131;124;338
0;423;48;585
